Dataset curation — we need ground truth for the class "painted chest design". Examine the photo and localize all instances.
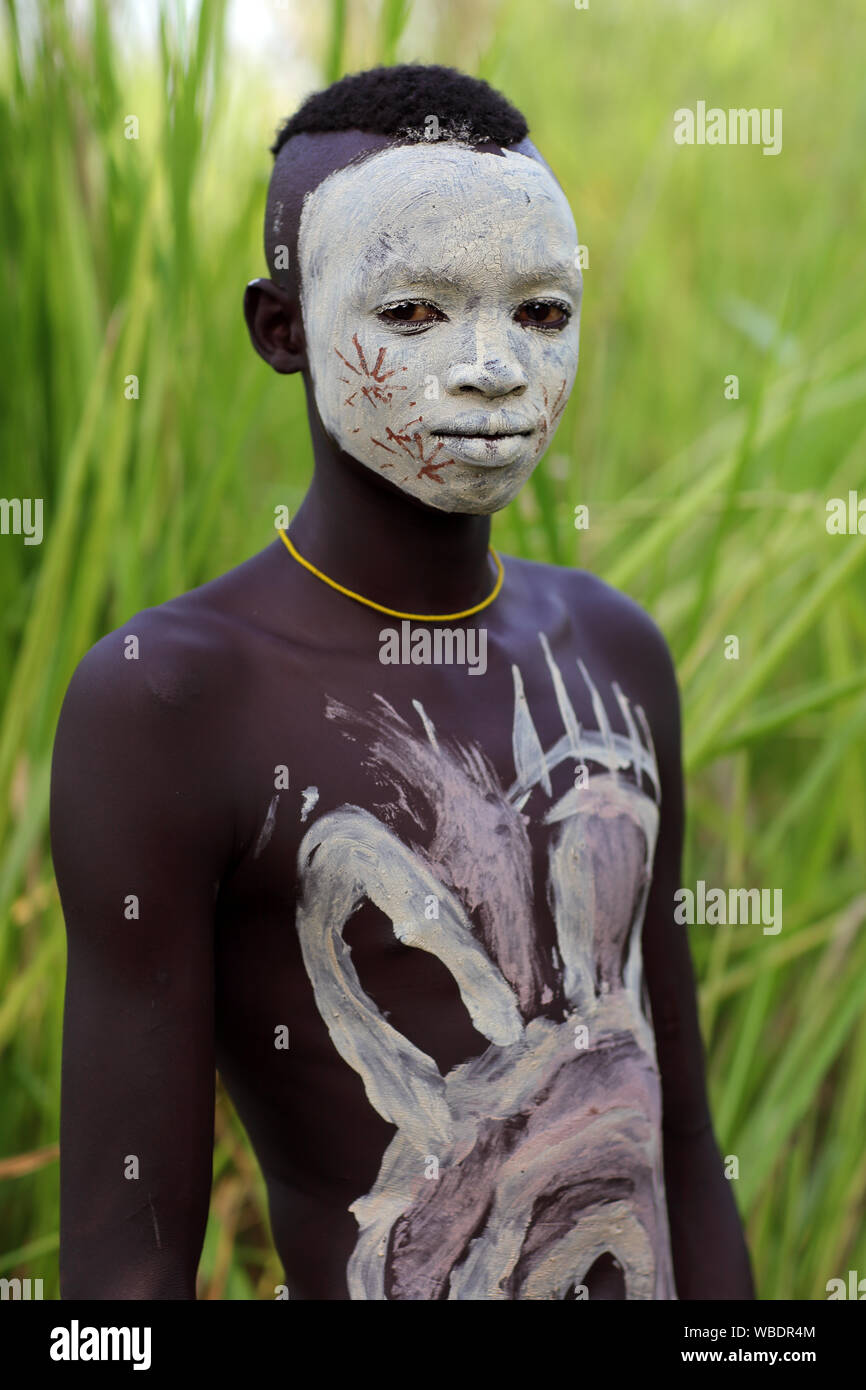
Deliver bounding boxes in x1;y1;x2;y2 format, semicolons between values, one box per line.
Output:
295;633;677;1300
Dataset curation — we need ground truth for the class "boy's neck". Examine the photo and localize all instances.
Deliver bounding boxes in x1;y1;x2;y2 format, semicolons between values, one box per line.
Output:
287;439;495;619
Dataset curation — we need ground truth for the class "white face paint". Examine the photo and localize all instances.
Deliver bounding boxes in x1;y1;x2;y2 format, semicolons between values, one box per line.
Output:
297;143;582;514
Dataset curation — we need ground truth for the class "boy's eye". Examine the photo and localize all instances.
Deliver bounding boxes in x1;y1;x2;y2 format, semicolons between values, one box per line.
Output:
377;301;445;325
515;300;571;329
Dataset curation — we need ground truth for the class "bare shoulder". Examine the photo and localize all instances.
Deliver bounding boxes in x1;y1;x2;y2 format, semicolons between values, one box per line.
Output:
572;567;673;673
50;588;245;869
57;550;270;725
510;556;677;685
507;555;682;768
60;607;226;725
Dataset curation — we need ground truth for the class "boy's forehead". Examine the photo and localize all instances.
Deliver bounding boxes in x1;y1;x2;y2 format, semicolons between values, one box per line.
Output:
297;142;577;285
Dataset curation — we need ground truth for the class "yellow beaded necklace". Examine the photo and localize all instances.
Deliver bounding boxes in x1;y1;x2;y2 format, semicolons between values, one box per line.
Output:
278;527;503;622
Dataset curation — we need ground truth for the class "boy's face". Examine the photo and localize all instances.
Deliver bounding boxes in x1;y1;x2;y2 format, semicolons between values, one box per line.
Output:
297;143;582;514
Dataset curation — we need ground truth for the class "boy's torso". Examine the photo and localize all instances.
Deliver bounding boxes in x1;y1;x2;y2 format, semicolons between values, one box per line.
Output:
164;542;676;1299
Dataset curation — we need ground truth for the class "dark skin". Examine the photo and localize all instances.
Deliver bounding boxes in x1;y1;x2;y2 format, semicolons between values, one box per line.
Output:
51;129;754;1300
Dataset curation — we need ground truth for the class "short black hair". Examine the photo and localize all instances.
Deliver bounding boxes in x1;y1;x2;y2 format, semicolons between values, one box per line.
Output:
271;63;529;158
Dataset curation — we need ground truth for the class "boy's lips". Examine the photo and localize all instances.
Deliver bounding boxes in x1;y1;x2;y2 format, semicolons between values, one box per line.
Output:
431;434;534;468
431;412;534;439
431;414;535;468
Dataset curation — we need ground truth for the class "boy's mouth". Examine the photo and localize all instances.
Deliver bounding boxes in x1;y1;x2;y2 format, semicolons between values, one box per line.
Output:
431;412;534;440
431;414;535;467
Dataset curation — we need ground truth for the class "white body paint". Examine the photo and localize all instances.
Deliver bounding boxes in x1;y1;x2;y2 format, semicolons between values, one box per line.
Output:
253;794;279;858
297;144;582;513
295;638;677;1300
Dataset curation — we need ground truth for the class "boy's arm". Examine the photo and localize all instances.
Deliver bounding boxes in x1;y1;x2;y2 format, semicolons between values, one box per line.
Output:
638;620;756;1300
50;617;234;1298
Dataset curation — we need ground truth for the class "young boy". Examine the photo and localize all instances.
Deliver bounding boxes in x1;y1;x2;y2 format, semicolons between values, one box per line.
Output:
51;64;754;1300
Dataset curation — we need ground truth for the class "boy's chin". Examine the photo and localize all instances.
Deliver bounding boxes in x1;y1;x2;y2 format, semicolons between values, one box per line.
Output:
354;457;540;516
417;467;539;516
426;488;526;516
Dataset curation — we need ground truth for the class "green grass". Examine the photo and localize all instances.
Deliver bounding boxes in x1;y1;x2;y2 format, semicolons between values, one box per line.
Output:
1;0;864;1299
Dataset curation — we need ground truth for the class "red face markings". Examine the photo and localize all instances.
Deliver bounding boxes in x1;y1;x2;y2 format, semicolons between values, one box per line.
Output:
417;456;458;483
369;414;457;483
539;377;569;441
335;333;408;408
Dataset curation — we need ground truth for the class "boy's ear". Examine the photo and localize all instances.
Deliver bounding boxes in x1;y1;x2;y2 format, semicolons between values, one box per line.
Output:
244;278;306;374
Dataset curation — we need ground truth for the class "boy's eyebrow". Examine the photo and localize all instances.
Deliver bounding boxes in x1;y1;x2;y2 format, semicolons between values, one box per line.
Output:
363;258;580;295
364;263;465;293
509;261;582;292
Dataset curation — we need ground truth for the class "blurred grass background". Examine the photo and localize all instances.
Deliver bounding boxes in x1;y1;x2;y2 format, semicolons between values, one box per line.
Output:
1;0;864;1300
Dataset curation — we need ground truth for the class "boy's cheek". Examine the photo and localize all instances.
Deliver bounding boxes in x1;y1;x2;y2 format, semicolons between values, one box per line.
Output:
317;328;425;431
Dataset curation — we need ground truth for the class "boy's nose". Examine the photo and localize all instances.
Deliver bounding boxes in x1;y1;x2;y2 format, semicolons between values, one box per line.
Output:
444;333;528;398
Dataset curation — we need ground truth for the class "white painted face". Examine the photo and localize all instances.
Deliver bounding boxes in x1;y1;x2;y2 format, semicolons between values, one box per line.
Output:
297;143;582;514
